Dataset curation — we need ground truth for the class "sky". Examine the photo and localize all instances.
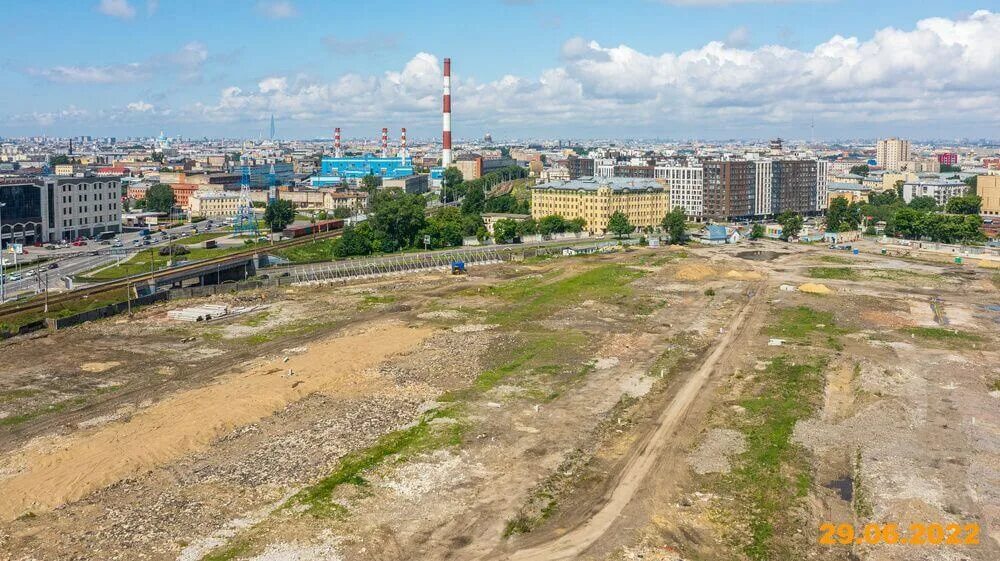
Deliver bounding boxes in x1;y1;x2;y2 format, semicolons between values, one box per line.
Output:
0;0;998;141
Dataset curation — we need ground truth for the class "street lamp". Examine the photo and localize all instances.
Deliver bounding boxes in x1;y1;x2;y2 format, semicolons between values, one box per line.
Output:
0;202;6;304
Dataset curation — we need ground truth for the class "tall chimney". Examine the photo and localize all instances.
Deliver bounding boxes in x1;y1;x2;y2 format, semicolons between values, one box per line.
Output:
381;127;388;158
442;57;452;167
400;127;407;161
334;127;342;157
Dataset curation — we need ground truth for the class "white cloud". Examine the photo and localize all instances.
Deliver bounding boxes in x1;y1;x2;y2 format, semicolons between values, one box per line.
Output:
96;0;136;19
146;0;158;15
725;25;751;48
127;101;154;112
25;42;210;84
256;1;298;19
258;77;287;93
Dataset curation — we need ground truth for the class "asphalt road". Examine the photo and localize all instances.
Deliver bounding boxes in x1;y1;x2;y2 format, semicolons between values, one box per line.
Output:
0;221;209;302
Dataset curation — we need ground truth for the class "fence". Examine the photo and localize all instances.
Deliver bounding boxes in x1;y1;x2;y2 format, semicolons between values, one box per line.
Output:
288;247;510;284
43;292;169;331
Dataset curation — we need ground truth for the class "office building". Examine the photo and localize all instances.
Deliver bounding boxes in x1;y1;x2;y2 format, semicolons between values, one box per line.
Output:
189;191;244;218
566;155;595;179
382;174;429;195
530;177;669;235
0;180;45;247
40;176;122;241
702;161;754;220
876;138;911;171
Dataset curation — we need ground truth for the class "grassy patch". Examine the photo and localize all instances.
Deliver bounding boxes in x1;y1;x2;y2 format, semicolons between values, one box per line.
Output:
487;264;644;324
239;319;341;345
0;388;41;403
817;255;852;264
273;238;337;263
765;306;845;347
180;232;229;245
240;311;271;327
992;273;1000;290
900;326;983;343
806;267;858;281
358;294;397;310
285;407;465;517
728;356;827;561
0;385;121;427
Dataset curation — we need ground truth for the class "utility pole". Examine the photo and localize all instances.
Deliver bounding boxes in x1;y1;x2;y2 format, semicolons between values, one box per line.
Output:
0;201;6;304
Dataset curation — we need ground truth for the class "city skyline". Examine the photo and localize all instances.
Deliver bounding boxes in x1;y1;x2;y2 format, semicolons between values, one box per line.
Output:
1;1;998;140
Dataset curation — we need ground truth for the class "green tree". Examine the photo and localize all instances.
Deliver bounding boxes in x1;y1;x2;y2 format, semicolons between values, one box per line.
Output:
333;223;373;258
264;199;296;232
49;154;71;166
493;218;518;243
750;223;764;240
607;211;633;238
890;207;923;239
145;183;176;213
826;198;863;232
566;217;586;233
661;207;687;243
368;190;428;251
515;217;538;236
361;173;380;193
963;176;977;193
332;207;352;219
908;196;938;212
849;164;870;177
776;211;804;241
538;215;567;236
441;167;464;203
421;206;465;248
461;184;486;215
945;195;981;215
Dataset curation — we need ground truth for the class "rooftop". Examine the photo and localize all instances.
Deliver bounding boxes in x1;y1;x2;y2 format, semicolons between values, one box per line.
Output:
531;177;664;192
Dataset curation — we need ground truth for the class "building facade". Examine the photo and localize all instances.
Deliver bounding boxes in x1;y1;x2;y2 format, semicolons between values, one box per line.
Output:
40;176;122;241
0;180;45;248
753;160;772;216
312;155;414;186
702;161;754;220
976;175;999;218
530;177;669;234
655;164;703;220
876;138;911;171
901;180;967;206
189;191;244;218
382;174;429;195
771;160;818;216
566;155;595;179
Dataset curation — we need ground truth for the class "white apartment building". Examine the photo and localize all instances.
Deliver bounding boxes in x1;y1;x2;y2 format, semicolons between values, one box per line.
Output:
754;160;773;216
901;180;967;206
876;138;910;171
39;176;122;241
816;160;829;212
655;164;703;220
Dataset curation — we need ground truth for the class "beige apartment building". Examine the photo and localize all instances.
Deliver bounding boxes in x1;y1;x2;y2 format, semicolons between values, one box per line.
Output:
876;138;911;171
188;191;243;218
530;177;669;234
979;175;1000;218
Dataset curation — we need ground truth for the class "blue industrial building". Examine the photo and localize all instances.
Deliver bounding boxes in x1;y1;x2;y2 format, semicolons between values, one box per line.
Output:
237;162;294;188
311;154;415;187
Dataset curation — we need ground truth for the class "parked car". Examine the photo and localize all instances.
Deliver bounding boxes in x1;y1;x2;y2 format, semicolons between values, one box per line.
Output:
47;263;59;270
7;273;21;281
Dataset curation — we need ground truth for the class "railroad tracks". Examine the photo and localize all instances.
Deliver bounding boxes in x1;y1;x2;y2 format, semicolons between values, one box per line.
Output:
0;229;343;322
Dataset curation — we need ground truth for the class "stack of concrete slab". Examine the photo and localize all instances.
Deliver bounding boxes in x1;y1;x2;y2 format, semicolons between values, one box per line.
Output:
167;304;230;322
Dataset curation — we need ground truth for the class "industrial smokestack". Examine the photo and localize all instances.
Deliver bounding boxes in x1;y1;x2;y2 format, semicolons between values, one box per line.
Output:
442;57;452;167
400;127;407;161
381;127;388;158
334;127;342;158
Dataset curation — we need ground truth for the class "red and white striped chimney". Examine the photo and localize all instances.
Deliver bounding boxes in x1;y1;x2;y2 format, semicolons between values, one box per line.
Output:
334;127;342;157
381;127;388;158
442;57;452;167
400;127;407;159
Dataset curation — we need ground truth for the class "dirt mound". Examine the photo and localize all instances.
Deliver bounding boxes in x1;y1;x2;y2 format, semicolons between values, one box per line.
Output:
798;282;833;294
79;362;121;373
674;264;716;281
724;270;763;281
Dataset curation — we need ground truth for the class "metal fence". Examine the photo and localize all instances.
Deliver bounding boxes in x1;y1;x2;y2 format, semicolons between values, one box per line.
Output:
289;247;510;284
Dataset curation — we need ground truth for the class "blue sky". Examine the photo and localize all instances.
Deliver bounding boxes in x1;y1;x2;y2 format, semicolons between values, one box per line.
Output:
1;0;998;140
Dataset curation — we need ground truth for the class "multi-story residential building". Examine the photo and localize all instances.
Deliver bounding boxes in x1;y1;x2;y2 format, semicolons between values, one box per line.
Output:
655;164;703;220
977;175;1000;218
771;160;818;215
0;180;45;247
937;153;958;166
614;165;655;179
753;160;772;216
702;161;754;220
566;155;595;179
40;176;122;241
827;182;871;207
816;160;829;212
901;180;967;206
382;173;429;195
530;177;669;235
189;191;243;218
876;138;910;171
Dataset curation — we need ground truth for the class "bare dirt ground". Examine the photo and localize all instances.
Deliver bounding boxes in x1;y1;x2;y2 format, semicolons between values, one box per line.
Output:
0;240;996;561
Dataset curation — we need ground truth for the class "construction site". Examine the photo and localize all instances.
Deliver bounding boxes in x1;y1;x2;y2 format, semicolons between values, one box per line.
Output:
0;239;997;561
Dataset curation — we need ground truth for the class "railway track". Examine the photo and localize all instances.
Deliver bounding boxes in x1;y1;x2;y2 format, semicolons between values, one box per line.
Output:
0;229;343;322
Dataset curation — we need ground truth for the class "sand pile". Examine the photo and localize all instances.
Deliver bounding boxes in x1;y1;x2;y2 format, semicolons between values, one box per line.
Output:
674;264;716;281
798;283;833;294
80;361;121;373
724;270;763;281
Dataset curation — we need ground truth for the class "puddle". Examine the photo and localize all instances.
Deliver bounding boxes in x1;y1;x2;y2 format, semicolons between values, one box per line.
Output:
736;250;783;262
824;475;853;501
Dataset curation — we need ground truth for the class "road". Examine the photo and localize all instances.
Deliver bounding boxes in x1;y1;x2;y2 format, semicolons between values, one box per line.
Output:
494;282;767;561
0;221;205;302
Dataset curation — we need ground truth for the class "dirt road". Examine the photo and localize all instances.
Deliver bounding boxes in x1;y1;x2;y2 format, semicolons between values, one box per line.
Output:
495;283;766;561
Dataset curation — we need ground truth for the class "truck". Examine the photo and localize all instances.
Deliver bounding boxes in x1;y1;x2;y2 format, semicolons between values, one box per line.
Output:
451;261;466;275
137;228;151;238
